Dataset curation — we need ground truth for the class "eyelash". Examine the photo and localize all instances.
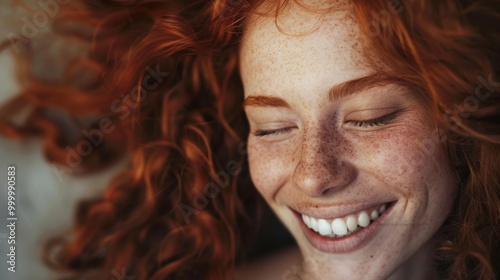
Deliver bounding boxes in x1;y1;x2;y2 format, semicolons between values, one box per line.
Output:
254;126;294;137
348;112;399;128
253;112;399;137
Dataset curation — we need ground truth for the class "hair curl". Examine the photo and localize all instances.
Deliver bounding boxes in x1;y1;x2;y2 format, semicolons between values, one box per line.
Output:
0;0;499;279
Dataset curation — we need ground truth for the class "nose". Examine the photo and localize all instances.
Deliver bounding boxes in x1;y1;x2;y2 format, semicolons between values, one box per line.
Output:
292;126;356;197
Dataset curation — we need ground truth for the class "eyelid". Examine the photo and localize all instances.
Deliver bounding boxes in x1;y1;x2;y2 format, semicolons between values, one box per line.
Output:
253;127;292;136
344;110;402;128
252;126;298;140
249;118;298;136
344;107;399;120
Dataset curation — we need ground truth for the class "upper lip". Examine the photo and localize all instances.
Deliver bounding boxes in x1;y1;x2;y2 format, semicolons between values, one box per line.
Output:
289;200;395;220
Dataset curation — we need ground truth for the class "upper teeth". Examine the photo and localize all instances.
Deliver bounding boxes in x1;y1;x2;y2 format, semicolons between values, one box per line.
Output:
301;203;389;238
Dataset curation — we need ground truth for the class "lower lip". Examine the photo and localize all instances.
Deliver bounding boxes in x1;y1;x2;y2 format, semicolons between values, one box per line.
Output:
294;201;396;253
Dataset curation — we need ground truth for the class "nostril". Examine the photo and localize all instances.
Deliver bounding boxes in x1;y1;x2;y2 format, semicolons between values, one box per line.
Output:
321;188;331;196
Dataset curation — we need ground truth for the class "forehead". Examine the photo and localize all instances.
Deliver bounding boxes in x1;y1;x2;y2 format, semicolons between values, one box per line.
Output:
239;1;374;100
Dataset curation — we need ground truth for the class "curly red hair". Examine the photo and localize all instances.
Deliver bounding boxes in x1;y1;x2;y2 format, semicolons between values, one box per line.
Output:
0;0;499;279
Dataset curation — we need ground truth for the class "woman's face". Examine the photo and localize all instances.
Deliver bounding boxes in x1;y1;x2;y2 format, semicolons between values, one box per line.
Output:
239;2;458;279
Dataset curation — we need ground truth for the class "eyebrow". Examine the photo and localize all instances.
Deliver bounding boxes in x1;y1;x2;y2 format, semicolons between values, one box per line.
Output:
243;73;413;108
243;95;291;108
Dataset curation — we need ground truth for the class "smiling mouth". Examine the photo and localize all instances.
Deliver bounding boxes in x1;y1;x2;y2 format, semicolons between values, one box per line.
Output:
300;201;395;238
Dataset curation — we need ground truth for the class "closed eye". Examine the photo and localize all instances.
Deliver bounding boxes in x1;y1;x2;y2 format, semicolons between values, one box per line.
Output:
253;126;295;137
347;111;400;128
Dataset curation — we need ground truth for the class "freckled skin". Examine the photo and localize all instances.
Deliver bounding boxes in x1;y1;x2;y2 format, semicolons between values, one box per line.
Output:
239;1;458;280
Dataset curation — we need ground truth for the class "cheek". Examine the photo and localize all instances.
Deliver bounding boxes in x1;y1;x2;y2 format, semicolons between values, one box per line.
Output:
247;137;297;200
352;113;440;192
354;123;457;225
374;133;432;186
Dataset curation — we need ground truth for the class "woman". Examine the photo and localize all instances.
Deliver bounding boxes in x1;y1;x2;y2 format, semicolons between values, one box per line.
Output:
0;0;499;279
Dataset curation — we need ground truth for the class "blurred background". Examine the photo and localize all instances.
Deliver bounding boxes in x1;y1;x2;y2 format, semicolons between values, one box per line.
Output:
0;1;295;279
0;7;131;276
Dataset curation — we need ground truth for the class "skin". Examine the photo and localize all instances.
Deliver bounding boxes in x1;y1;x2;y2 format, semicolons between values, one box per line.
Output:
239;1;458;279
